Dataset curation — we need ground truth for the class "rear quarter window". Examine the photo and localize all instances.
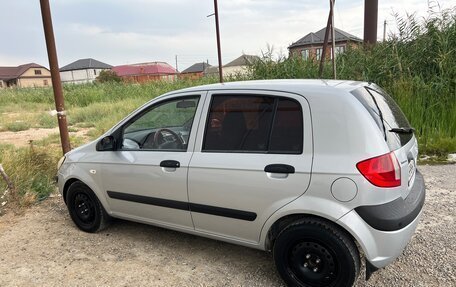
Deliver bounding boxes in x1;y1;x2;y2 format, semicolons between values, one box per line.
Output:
351;86;413;150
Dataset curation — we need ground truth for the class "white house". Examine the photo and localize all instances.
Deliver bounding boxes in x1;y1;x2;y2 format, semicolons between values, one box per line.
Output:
60;58;112;84
204;54;260;78
222;54;259;77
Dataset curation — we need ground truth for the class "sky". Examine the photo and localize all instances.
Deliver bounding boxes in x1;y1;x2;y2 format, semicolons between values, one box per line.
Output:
0;0;453;71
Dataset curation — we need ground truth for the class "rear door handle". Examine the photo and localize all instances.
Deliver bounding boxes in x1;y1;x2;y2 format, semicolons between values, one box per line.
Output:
264;164;295;174
160;160;180;168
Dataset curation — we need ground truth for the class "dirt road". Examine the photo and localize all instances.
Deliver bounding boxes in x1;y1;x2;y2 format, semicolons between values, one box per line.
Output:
0;165;454;286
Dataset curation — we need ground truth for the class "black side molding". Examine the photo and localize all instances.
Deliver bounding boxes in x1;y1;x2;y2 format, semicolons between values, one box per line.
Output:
107;191;188;211
355;170;425;231
190;203;257;221
107;191;257;221
264;164;295;174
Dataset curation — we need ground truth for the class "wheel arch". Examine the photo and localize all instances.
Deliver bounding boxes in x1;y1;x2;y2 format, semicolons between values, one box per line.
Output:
264;213;360;253
62;178;80;204
61;176;111;215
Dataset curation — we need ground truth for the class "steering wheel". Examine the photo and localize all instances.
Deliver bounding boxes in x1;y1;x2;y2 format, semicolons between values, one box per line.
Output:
152;128;184;149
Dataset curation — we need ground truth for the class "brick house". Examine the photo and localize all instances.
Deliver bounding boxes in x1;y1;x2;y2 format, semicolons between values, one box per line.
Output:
288;27;362;60
180;62;211;80
112;62;178;83
0;63;52;88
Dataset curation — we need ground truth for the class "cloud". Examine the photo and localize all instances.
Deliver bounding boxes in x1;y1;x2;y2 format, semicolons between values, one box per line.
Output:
0;0;454;70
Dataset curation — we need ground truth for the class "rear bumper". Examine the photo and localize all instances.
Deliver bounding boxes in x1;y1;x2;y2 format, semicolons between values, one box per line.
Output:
337;170;425;268
355;170;425;231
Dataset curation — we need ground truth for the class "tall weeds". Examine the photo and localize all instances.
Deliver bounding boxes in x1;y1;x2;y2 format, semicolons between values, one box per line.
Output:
0;145;60;207
249;7;456;155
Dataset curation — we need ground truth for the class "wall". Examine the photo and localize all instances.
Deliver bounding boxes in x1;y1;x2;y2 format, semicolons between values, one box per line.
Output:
289;40;356;61
17;68;52;88
60;68;109;84
122;74;177;83
222;65;249;78
17;77;52;88
179;72;204;80
21;67;51;77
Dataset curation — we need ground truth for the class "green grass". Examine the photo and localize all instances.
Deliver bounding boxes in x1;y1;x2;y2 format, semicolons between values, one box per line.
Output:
5;121;31;132
0;78;218;137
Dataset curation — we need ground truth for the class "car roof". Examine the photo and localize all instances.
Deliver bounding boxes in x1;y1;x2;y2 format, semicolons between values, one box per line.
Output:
168;79;369;96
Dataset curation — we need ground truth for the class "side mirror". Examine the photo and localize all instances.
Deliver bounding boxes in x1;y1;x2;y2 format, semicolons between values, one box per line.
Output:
96;136;116;151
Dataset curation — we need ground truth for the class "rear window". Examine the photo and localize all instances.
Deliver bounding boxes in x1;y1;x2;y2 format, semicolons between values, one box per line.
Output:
352;86;412;150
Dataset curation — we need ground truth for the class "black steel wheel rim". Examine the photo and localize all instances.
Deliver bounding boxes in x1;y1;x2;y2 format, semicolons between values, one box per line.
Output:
287;240;339;287
73;192;96;225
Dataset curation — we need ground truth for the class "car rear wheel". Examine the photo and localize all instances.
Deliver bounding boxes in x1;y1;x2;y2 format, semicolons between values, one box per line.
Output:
273;218;360;287
66;181;109;233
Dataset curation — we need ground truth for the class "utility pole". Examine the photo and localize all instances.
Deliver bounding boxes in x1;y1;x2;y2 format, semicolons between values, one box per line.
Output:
330;0;336;79
39;0;71;154
212;0;223;83
175;55;179;72
383;20;387;41
364;0;378;44
319;0;336;79
319;8;332;77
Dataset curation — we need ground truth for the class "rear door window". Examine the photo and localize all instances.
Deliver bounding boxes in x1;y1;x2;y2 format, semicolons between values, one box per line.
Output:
203;95;303;154
269;99;303;153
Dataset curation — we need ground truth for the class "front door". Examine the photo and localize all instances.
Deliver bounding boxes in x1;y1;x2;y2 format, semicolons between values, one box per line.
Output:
188;91;313;243
99;94;204;229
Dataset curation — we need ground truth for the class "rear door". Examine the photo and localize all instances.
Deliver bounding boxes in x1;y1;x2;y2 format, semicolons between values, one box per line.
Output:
188;90;313;244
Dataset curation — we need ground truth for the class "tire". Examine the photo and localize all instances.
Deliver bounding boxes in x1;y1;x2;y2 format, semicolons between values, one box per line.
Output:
273;218;360;287
66;181;110;233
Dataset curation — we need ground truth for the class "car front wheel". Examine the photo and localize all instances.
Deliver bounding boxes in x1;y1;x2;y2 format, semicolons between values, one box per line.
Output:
66;181;109;233
273;218;360;287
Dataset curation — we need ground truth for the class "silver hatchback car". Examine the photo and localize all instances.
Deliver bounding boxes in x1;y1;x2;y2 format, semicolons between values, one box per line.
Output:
57;80;425;287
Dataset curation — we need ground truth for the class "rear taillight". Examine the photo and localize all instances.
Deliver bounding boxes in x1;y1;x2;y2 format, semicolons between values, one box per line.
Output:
356;152;401;188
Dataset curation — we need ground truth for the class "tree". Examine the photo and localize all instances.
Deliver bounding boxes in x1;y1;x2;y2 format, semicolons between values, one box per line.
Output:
96;70;122;83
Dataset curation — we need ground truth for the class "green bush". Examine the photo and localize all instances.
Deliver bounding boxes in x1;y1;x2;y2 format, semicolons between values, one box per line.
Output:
5;121;31;132
95;70;122;83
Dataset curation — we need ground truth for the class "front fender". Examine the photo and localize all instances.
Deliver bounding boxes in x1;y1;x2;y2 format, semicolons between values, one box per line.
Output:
58;162;111;214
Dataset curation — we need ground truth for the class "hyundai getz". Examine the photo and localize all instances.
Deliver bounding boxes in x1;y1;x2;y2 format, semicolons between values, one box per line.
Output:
57;80;425;287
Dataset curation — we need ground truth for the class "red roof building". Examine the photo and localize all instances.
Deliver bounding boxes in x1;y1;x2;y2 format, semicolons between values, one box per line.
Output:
112;62;178;83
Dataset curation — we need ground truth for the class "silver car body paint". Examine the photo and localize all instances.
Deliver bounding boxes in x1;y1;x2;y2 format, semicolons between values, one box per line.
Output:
58;79;422;269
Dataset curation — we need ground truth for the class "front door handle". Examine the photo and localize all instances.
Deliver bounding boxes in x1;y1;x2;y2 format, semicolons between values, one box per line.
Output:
160;160;180;168
264;164;295;174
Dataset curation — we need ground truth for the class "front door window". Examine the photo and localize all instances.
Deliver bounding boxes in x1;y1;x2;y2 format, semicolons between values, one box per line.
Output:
122;96;199;151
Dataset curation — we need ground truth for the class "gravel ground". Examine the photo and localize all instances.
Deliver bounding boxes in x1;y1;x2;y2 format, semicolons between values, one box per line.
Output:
0;165;454;286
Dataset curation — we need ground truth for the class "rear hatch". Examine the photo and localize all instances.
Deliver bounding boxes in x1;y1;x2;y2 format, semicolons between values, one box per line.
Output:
351;84;418;197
